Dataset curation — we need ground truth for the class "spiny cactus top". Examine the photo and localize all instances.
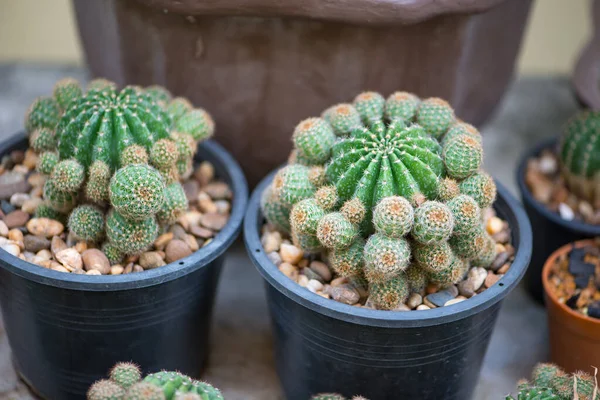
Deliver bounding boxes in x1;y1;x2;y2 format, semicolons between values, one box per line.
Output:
559;110;600;203
262;90;500;310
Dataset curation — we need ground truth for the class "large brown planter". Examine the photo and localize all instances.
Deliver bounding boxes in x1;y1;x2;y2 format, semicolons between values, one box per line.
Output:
542;239;600;375
72;0;532;185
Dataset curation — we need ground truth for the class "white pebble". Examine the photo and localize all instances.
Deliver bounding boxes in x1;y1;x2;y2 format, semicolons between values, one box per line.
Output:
1;243;20;256
306;279;323;293
444;297;466;306
0;221;8;237
298;275;309;287
538;154;558;174
416;305;431;311
10;193;30;208
558;203;575;221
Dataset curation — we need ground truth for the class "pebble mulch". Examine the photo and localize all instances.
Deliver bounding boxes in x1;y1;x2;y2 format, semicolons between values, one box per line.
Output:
526;148;600;224
0;148;232;275
547;239;600;319
261;208;515;311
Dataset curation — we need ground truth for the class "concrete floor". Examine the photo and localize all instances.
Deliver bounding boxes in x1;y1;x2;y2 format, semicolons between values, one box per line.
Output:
0;65;579;399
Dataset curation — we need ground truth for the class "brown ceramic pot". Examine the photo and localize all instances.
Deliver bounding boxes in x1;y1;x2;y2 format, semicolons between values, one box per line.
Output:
72;0;532;185
542;239;600;375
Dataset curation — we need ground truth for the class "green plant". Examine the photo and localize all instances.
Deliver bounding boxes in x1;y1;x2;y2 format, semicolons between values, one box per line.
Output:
310;394;370;400
25;78;213;259
125;382;166;400
110;362;142;389
144;371;223;400
559;110;600;204
88;380;126;400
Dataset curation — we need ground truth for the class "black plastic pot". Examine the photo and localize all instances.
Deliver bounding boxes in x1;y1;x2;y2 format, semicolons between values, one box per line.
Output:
516;138;600;303
245;172;532;400
0;134;247;400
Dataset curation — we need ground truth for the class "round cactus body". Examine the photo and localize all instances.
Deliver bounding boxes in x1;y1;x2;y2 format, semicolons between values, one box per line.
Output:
447;195;481;235
353;91;385;123
25;97;60;132
43;179;77;213
325;121;443;216
86;160;111;203
428;256;467;287
384;92;420;123
292;118;336;164
51;159;85;192
174;109;214;141
340;197;366;225
272;164;316;208
449;228;488;260
122;145;149;166
290;198;325;235
314;185;338;211
171;132;196;160
292;231;323;253
405;264;427;294
559;111;600;203
532;364;562;388
322;103;362;136
413;241;454;273
166;97;192;123
145;85;172;105
68;205;105;242
37;151;59;175
109;362;142;389
151;139;179;169
307;165;327;187
372;196;414;238
370;272;409;310
363;234;410;283
35;202;68;224
87;78;116;92
437;177;460;202
459;172;497;209
260;184;291;233
125;382;166;400
472;234;497;268
173;381;223;400
572;372;597;400
411;201;454;244
416;98;455;139
442;134;483;179
157;182;188;225
106;210;158;255
30;127;57;152
316;212;357;250
87;379;126;400
143;371;194;400
53;78;82;111
549;372;574;400
102;241;124;265
109;164;166;221
442;122;481;147
329;238;365;277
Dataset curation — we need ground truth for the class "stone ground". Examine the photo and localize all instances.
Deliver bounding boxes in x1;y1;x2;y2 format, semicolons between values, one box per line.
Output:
0;64;579;399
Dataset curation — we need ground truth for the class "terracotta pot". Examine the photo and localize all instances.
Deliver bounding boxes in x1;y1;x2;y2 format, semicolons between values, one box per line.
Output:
72;0;532;186
573;0;600;109
542;239;600;375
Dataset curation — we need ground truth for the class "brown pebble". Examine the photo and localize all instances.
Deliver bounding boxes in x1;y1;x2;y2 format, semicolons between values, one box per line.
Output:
8;229;23;244
328;285;359;305
497;263;510;274
139;252;166;270
203;182;232;200
4;210;29;228
426;284;439;295
195;161;214;186
190;225;214;239
26;218;64;237
24;235;50;253
55;248;83;270
298;259;309;269
200;213;228;231
280;243;303;264
82;249;110;275
124;263;134;274
278;262;299;280
197;192;217;213
303;267;323;283
23;150;38;170
75;242;88;253
490;252;510;272
214;200;230;215
492;230;510;244
51;236;67;257
165;239;192;263
484;272;501;288
133;265;144;273
36;249;52;261
423;297;438;308
330;277;348;287
0;221;8;237
27;172;45;187
154;232;174;250
86;269;101;276
169;224;188;241
183;233;200;252
310;261;332;282
52;265;70;273
183;180;199;202
111;265;124;275
21;198;43;214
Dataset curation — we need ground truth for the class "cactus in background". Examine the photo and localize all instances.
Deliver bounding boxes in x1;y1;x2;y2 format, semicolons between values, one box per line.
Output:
25;97;60;132
311;394;370;400
87;380;126;400
261;90;504;310
53;78;83;111
110;362;142;389
559;110;600;204
125;382;166;400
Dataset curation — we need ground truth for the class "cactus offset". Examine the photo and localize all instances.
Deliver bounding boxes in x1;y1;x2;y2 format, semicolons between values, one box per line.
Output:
106;210;158;255
68;205;105;242
363;234;410;283
87;380;126;400
370;272;409;310
109;362;142;389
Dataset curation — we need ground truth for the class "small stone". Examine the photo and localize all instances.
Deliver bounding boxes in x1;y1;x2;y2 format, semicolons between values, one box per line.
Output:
278;262;299;280
26;218;64;237
179;211;202;231
558;203;575;221
261;231;282;253
169;224;188;241
426;284;439;294
407;293;423;309
124;263;133;274
526;168;553;203
52;265;70;273
56;248;83;270
307;279;324;292
204;182;232;200
154;232;174;250
416;304;431;311
302;267;323;283
445;297;466;306
267;251;282;267
0;221;8;237
195;161;214;186
423;297;437;308
72;268;86;274
23;150;38;170
310;261;332;282
318;292;331;299
197;192;217;213
11;150;24;164
10;193;29;208
214;200;230;215
327;285;359;305
490;252;510;272
588;301;600;319
133;265;144;273
8;228;23;244
24;235;50;253
330;277;349;287
27;172;46;187
468;267;487;291
395;303;411;311
190;225;214;239
86;269;101;275
425;287;457;307
111;265;124;275
183;180;199;202
298;259;309;269
492;229;510;244
298;274;309;287
1;242;20;256
139;252;166;270
30;186;43;199
4;210;30;229
51;236;67;256
0;171;31;200
484;272;501;288
165;239;192;263
486;217;503;235
200;213;228;231
36;249;52;261
82;249;110;274
0;200;15;215
458;280;475;298
75;241;88;253
579;201;595;222
538;152;557;174
21;197;43;214
183;234;199;252
280;244;303;264
497;263;510;274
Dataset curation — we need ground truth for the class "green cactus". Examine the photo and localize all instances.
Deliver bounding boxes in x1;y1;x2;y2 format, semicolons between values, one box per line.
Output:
30;127;57;152
109;164;166;221
413;241;454;273
405;264;427;294
427;256;467;286
68;205;105;242
43;178;78;213
122;145;149;166
110;362;142;389
106;210;158;255
171;133;196;160
272;164;316;208
322;103;363;136
102;241;124;265
51;159;85;192
37;151;59;175
86;160;111;203
87;78;116;92
354;91;385;123
471;234;497;268
511;363;599;400
290;198;325;235
172;381;223;400
384;91;420;123
260;184;292;233
151;139;179;170
441;122;481;147
363;234;410;283
307;165;327;187
449;228;488;260
292;231;323;253
87;379;126;400
125;382;166;400
166;97;192;123
459;172;497;209
340;197;366;226
34;203;68;224
447;195;481;235
532;364;562;388
316;212;358;250
416;98;455;139
292;118;336;164
372;196;414;238
411;201;454;244
143;371;195;400
25;97;60;132
329;238;365;277
314;185;338;211
559;110;600;204
173;109;214;141
145;85;172;105
157;183;188;225
437;177;460;202
370;272;409;310
506;387;559;400
53;78;82;111
442;134;483;179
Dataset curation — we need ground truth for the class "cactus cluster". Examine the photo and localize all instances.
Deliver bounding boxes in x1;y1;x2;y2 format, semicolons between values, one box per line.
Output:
87;362;223;400
261;91;499;310
311;394;369;400
25;78;214;263
506;363;598;400
559;110;600;205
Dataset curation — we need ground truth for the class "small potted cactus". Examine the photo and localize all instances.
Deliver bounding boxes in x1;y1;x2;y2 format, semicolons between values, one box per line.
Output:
0;78;247;399
517;110;600;302
87;361;224;400
244;91;532;399
505;363;598;400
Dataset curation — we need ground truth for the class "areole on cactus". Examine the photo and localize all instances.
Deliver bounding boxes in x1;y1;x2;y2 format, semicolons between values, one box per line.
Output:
261;90;499;310
24;78;215;264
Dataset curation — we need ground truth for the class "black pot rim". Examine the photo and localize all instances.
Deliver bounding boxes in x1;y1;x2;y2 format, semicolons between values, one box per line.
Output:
244;169;533;328
516;137;600;236
0;133;248;291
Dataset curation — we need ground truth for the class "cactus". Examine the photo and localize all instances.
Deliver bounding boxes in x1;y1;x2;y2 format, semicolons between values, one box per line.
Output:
173;109;214;141
110;362;142;389
363;234;410;283
311;394;346;400
25;97;60;132
353;91;385;123
109;164;166;221
37;151;59;175
329;238;365;277
272;164;316;208
372;196;413;238
261;184;291;233
442;122;481;147
145;85;172;105
53;78;82;111
125;382;166;400
157;183;188;225
437;177;460;201
449;228;488;260
370;272;409;310
151;139;179;170
30;127;57;152
293;118;336;164
447;195;481;235
532;364;562;388
416;98;455;139
290;198;325;235
87;379;126;400
102;241;124;265
317;212;358;250
143;371;223;400
68;205;105;242
340;197;366;226
122;145;149;166
43;178;78;213
87;78;117;92
413;241;454;273
86;160;112;203
34;203;67;224
106;210;158;255
459;172;497;209
384;92;420;123
405;264;427;294
427;256;467;286
559;110;600;204
322;104;362;136
506;387;559;400
442;134;483;179
51;159;85;192
166;98;192;123
471;234;497;268
411;201;454;244
314;185;338;211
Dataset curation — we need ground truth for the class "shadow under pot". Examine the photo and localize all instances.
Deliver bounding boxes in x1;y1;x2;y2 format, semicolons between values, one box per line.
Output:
516;138;600;304
542;239;600;375
0;134;248;400
244;171;532;400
